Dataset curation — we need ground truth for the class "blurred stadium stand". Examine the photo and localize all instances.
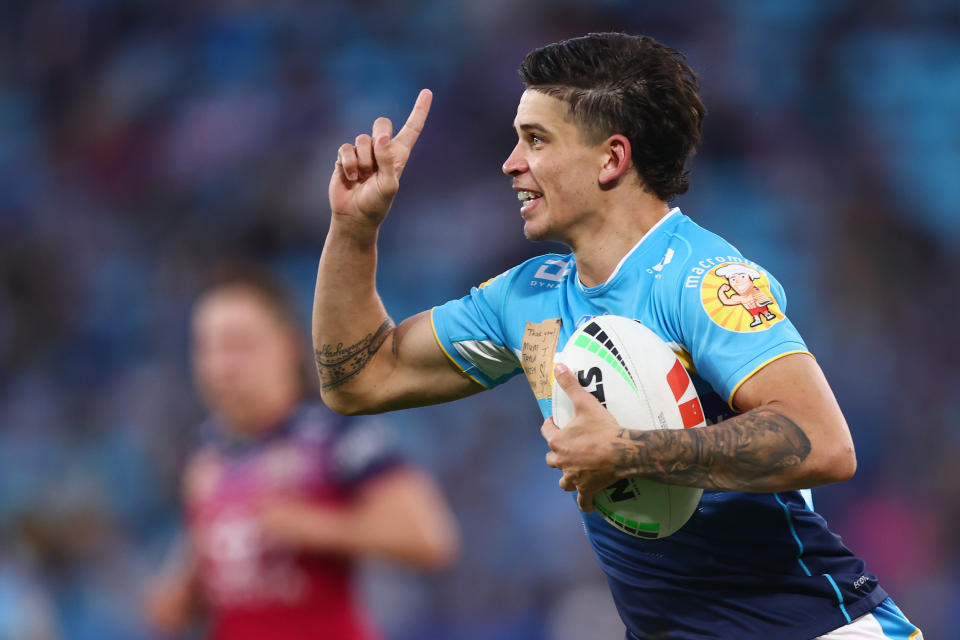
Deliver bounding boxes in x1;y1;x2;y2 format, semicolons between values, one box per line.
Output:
0;1;958;638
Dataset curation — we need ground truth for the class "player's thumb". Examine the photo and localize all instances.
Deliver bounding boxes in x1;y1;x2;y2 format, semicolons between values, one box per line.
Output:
554;363;598;411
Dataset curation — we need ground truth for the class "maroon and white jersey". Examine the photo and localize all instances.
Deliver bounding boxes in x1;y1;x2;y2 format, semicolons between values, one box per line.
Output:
185;400;403;640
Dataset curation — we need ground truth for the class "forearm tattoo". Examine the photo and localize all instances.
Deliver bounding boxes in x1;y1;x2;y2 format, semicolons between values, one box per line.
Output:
314;319;393;390
612;408;811;491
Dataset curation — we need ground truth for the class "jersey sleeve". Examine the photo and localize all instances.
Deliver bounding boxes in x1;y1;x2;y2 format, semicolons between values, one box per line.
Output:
673;253;810;409
331;416;405;490
429;268;523;389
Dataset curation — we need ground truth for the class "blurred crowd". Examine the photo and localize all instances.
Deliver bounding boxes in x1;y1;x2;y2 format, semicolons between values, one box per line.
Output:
1;1;958;638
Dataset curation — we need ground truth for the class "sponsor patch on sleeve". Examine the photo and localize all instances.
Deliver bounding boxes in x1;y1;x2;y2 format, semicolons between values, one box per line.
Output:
699;261;784;332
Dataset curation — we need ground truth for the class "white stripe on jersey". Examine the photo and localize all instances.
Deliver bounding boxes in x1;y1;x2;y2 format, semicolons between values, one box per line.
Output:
452;339;519;380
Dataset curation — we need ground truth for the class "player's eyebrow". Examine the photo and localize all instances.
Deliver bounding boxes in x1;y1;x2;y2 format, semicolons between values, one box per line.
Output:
515;122;550;136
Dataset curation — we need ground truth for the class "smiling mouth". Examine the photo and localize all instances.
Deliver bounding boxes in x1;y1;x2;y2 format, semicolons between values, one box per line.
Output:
517;190;542;212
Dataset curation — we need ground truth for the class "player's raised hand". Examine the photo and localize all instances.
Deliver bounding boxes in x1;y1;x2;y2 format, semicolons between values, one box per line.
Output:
542;363;622;512
330;89;433;228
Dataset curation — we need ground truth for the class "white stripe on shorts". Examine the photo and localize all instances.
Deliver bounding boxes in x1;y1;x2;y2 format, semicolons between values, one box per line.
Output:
817;611;923;640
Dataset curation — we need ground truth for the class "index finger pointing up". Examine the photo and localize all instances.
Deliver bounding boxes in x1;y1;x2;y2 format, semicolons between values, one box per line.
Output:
394;89;433;149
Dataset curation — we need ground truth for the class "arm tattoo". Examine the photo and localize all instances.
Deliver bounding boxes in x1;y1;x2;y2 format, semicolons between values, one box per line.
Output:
611;408;811;491
314;319;393;390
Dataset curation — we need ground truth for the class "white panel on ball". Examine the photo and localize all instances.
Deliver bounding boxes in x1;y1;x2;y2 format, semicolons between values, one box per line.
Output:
552;315;706;539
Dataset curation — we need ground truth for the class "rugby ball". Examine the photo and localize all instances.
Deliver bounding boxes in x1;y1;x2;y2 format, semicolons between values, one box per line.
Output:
552;315;706;539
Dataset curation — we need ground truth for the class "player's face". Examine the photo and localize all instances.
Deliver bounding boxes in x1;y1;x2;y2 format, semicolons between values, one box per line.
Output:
191;288;300;430
502;90;606;243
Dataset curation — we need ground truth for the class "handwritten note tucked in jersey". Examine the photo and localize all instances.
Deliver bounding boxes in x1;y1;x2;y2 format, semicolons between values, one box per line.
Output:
521;318;562;399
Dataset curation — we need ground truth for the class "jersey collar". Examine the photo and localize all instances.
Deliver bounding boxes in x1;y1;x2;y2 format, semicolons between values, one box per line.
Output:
575;207;681;293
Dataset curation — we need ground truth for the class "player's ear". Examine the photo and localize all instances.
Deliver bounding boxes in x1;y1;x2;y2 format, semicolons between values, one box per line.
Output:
598;134;632;185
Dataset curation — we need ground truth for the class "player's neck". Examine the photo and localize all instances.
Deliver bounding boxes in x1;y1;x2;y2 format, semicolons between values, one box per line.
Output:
570;192;671;288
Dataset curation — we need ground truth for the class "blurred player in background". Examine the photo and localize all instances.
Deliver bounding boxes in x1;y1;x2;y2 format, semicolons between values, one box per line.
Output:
312;33;922;639
142;266;459;640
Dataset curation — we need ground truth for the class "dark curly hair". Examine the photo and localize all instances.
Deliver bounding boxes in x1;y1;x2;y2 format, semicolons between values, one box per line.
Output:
519;33;706;201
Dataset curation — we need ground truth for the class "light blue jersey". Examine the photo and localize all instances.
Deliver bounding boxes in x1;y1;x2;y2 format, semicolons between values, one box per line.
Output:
431;209;900;639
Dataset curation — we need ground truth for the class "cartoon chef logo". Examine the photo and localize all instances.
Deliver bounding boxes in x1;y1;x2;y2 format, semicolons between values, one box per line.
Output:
701;262;783;331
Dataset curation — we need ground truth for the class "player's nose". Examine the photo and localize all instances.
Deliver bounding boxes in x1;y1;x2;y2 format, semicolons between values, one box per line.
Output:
502;143;527;175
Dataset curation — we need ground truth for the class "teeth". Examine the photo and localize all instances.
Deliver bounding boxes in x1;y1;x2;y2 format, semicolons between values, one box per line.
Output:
517;190;541;203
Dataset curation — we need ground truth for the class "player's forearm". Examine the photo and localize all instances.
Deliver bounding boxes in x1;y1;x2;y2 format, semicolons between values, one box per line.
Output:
142;577;198;635
313;219;394;406
142;546;202;634
348;471;460;569
344;511;459;570
610;408;822;492
271;499;458;570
